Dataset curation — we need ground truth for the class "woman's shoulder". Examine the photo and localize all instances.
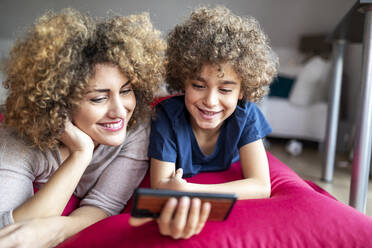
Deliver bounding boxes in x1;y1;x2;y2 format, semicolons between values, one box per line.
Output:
115;120;150;160
126;121;150;141
0;126;44;168
0;126;31;149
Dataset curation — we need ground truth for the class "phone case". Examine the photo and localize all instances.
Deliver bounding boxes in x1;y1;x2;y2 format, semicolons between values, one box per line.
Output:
131;188;237;221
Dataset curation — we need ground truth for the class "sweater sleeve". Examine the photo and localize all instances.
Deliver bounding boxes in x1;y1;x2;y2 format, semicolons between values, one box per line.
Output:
0;129;36;228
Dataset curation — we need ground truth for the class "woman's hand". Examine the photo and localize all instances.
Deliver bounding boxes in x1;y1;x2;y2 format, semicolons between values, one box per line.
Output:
59;120;94;156
129;196;211;239
0;217;66;248
12;121;96;222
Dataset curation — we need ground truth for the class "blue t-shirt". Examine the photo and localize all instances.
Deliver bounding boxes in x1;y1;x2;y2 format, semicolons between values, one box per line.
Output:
148;95;272;177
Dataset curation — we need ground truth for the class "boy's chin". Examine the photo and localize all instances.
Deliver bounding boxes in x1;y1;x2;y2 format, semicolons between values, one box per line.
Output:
196;121;222;131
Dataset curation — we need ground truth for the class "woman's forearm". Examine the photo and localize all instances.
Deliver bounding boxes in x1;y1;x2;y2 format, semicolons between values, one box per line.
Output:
13;151;92;222
40;206;108;247
57;206;108;242
0;206;108;248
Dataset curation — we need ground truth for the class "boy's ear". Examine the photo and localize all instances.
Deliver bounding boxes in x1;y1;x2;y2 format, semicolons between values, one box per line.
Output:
238;91;244;100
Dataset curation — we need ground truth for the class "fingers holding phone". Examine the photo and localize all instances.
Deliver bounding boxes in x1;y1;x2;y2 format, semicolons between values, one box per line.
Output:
130;188;236;239
184;198;211;238
157;197;211;239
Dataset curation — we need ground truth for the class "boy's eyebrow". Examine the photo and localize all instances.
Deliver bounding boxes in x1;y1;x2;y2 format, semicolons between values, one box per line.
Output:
221;80;238;85
87;80;131;93
195;76;207;83
195;76;238;85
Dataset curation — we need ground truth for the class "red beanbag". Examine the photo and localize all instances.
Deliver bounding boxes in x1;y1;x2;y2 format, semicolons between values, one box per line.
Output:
58;152;372;248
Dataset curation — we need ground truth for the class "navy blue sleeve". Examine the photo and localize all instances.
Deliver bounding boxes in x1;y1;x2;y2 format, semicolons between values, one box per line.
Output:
148;105;178;162
237;103;272;148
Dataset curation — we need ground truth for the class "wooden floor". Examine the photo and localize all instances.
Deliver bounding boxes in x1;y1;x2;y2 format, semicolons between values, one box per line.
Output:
267;138;372;218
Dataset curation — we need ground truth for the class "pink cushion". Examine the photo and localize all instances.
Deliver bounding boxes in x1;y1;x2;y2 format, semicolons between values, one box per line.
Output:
58;152;372;247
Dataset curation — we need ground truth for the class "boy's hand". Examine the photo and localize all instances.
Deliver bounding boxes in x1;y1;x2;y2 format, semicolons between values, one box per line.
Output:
161;168;189;191
129;197;211;239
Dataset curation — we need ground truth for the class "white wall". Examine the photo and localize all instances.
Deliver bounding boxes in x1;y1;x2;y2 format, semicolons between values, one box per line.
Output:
0;0;355;47
0;39;12;105
0;72;7;105
0;0;358;124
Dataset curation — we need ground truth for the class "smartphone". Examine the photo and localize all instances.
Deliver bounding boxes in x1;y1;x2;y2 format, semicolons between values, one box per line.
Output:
131;188;237;221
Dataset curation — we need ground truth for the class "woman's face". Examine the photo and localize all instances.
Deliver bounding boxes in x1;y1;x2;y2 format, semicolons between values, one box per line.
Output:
72;63;136;146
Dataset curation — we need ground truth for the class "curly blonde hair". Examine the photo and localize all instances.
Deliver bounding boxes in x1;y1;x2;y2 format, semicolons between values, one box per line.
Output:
3;8;165;150
166;6;278;102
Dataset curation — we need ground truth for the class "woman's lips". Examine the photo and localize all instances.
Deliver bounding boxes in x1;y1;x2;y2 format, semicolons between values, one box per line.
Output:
98;119;124;131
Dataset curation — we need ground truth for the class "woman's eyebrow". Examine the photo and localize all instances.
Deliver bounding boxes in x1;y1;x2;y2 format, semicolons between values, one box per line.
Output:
87;80;131;93
120;80;131;88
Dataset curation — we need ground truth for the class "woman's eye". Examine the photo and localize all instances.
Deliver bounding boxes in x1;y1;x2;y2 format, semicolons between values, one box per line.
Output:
90;97;107;103
120;88;132;95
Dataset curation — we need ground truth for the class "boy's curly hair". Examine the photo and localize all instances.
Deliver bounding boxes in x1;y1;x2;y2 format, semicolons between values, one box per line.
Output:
3;8;165;150
166;6;278;102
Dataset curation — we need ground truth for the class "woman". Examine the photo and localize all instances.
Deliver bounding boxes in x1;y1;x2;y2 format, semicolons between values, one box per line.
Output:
0;8;165;247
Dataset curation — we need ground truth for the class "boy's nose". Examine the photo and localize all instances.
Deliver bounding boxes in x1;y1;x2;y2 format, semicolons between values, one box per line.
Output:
204;90;218;107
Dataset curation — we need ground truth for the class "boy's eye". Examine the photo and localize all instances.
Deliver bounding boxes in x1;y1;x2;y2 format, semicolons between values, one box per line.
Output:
220;88;232;93
192;83;204;89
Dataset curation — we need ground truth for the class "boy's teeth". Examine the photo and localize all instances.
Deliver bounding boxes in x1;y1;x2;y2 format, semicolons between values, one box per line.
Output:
202;110;216;115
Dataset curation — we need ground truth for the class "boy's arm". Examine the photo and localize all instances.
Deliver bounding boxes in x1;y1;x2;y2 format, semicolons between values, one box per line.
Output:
151;158;188;190
151;140;271;200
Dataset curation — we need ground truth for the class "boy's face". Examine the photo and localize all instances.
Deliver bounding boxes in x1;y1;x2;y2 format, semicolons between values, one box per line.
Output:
184;63;243;132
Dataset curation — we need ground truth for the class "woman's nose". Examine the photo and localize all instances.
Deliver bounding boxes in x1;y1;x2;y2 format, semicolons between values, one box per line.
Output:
108;96;127;118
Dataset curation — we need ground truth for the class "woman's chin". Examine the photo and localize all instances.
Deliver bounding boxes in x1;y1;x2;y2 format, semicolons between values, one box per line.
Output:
94;134;127;147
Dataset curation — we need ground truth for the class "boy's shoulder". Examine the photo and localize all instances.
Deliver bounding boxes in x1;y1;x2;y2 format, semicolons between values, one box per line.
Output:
157;95;184;106
155;95;185;120
235;100;257;115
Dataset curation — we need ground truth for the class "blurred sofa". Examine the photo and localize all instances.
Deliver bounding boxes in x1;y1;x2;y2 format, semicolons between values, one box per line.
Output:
258;47;331;144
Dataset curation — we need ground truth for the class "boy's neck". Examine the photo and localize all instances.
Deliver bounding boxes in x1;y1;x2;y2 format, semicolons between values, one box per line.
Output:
191;121;222;156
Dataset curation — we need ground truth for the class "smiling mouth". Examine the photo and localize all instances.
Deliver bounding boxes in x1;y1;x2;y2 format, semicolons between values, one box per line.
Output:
197;107;222;119
98;119;124;131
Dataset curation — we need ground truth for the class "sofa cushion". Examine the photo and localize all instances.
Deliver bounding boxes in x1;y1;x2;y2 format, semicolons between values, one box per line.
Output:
289;56;331;106
269;76;295;98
